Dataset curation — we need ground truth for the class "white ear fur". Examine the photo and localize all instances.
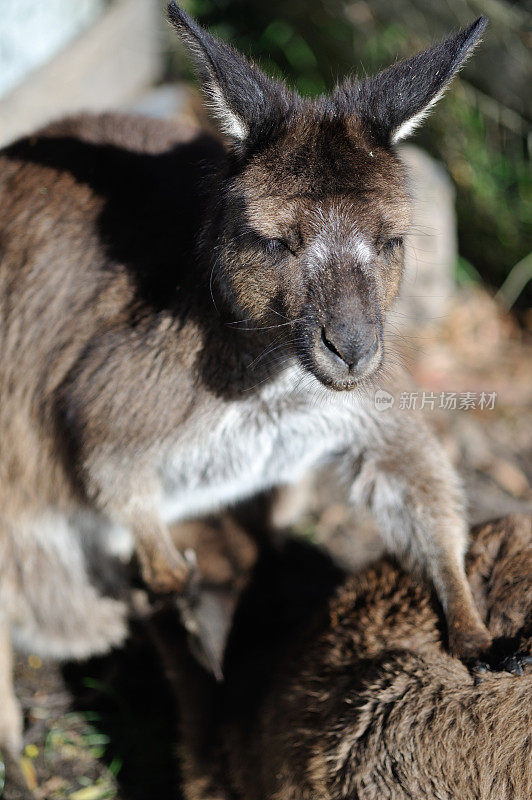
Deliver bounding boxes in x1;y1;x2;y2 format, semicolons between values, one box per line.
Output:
391;86;447;143
207;83;249;141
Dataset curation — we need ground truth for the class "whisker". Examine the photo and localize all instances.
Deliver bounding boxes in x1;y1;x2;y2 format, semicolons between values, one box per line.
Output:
226;315;310;332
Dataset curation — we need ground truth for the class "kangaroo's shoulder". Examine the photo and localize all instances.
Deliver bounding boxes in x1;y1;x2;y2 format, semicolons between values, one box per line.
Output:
0;113;226;317
1;111;223;162
0;112;225;208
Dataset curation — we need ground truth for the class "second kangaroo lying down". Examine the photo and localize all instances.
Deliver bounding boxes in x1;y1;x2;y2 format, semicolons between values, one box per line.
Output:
154;513;532;800
0;3;493;751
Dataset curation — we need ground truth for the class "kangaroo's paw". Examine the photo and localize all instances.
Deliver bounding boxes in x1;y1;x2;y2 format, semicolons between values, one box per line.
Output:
470;637;532;683
447;613;493;663
139;540;198;596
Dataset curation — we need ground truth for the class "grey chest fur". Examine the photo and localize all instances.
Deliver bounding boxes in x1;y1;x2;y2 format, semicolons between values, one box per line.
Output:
156;366;376;523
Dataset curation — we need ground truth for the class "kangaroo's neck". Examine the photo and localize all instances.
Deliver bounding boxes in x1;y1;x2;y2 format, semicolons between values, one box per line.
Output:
187;300;294;399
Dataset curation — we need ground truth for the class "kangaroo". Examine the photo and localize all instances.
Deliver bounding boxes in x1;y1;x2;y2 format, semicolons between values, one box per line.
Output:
0;3;493;754
153;513;532;800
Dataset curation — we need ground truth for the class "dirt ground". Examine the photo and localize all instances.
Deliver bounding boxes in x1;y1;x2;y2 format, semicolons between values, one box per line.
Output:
2;286;531;800
4;623;180;800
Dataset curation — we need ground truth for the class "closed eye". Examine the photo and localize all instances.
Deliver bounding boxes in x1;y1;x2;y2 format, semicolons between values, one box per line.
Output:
264;237;292;255
245;228;296;257
381;236;403;254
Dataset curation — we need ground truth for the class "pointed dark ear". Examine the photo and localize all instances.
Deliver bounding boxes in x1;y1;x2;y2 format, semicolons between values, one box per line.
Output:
167;3;294;144
338;17;487;144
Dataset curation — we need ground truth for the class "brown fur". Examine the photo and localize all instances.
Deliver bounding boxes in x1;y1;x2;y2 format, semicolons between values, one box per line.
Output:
153;514;532;800
0;9;491;753
223;115;409;324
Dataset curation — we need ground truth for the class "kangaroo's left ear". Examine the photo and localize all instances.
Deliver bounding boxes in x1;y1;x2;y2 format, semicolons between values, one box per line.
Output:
336;17;488;144
167;2;295;146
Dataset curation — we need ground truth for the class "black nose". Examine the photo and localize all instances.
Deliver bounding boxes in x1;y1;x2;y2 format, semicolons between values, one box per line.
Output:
321;321;378;369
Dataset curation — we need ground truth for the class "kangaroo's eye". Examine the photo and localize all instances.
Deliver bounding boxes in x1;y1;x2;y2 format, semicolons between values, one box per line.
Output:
382;236;403;254
264;238;292;256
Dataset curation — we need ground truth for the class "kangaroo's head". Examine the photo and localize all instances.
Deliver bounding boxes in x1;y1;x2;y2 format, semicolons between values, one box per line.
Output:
168;4;486;391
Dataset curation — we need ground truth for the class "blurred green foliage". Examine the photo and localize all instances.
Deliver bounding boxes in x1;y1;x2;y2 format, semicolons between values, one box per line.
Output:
176;0;531;308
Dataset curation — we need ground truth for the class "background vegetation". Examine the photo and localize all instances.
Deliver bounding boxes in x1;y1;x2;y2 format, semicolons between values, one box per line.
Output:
169;0;532;313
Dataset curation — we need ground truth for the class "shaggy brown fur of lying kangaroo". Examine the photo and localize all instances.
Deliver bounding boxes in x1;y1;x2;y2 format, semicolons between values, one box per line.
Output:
0;4;495;752
153;513;532;800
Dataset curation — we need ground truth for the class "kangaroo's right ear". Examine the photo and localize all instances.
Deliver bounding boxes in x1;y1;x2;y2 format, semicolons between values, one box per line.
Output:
167;3;294;145
334;17;488;145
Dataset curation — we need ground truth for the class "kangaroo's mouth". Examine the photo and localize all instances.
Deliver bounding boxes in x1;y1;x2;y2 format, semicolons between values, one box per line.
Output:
296;326;383;392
